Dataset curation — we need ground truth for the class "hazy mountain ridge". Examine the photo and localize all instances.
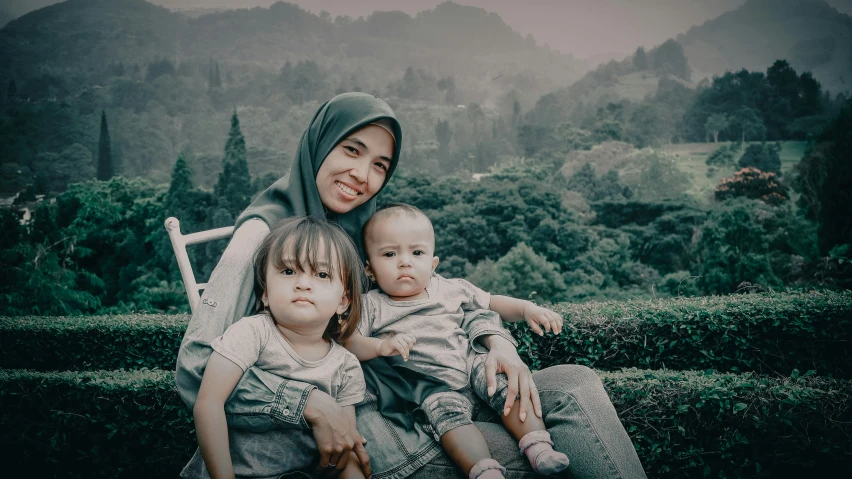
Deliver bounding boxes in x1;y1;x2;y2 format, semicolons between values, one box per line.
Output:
678;0;852;94
0;0;583;101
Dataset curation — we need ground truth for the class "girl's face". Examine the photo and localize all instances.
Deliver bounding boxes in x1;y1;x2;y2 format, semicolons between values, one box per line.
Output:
316;124;394;214
262;241;350;335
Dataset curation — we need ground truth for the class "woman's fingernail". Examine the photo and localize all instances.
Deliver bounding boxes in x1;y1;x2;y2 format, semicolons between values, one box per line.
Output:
488;386;495;396
504;408;511;416
520;412;527;422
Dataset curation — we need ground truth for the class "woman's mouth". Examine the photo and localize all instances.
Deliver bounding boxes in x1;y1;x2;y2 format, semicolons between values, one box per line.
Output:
335;181;361;197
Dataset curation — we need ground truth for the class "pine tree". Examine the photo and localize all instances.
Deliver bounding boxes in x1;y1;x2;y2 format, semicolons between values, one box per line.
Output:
96;110;114;181
214;62;222;88
166;153;193;215
212;110;251;226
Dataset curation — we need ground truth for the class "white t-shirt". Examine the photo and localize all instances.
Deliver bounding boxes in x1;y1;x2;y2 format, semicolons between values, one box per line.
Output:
358;274;494;390
212;313;365;406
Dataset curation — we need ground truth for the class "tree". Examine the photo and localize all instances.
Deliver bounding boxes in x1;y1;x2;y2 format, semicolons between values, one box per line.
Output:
704;113;729;143
212;111;252;226
813;100;852;257
512;99;521;126
738;142;782;175
733;107;766;145
96;110;114;181
706;143;737;167
652;39;690;81
467;242;567;302
714;167;788;206
633;46;649;71
437;76;457;104
165;153;193;215
435;119;452;166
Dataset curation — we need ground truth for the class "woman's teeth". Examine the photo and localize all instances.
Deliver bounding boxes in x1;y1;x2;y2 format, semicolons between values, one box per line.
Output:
336;182;358;196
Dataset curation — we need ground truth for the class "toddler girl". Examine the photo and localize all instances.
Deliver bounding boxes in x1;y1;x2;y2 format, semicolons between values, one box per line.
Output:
186;216;369;479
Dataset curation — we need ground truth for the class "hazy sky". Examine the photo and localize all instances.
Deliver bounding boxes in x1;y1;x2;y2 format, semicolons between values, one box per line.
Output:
3;0;852;61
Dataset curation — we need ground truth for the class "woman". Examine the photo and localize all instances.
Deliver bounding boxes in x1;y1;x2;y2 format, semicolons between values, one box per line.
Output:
175;92;647;479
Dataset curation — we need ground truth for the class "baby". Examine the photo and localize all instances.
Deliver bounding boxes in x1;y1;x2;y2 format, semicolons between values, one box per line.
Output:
345;203;569;479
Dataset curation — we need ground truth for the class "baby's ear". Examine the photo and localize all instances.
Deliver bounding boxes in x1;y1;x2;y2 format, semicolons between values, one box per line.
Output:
365;260;376;282
432;256;439;273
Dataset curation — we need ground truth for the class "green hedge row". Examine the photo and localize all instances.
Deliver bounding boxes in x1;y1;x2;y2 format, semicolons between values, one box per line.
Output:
511;291;852;377
3;292;849;377
1;368;849;478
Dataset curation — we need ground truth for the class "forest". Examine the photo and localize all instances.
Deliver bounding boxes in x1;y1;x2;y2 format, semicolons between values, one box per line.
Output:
0;0;850;316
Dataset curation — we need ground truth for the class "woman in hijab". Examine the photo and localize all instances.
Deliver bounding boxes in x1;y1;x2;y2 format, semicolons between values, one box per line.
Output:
175;92;647;479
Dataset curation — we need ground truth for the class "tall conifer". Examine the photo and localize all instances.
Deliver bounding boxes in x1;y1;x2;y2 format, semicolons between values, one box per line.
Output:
212;110;251;225
96;110;114;181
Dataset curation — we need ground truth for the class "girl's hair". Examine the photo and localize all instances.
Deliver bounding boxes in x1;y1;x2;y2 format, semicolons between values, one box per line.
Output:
253;216;366;343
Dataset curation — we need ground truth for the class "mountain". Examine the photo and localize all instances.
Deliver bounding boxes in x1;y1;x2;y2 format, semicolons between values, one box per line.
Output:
0;0;584;100
678;0;852;94
0;9;12;28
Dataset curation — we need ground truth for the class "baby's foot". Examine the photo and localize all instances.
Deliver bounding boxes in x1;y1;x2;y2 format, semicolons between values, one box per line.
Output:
469;458;505;479
519;430;570;475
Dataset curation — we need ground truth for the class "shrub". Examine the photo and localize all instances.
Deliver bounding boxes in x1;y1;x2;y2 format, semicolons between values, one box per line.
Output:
1;368;848;478
714;167;788;205
4;292;850;378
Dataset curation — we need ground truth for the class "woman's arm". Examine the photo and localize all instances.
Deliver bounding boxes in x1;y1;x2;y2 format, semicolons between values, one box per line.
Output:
479;334;543;422
194;352;245;479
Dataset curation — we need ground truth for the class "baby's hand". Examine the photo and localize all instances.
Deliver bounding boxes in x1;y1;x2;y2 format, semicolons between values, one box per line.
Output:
523;303;563;336
378;334;416;360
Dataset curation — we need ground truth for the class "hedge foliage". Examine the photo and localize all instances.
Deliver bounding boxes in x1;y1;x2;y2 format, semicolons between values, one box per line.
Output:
1;368;849;478
510;291;852;377
4;292;849;377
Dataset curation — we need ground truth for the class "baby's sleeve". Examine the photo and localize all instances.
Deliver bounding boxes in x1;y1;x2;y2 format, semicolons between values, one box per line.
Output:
335;354;366;407
451;277;491;311
210;316;267;372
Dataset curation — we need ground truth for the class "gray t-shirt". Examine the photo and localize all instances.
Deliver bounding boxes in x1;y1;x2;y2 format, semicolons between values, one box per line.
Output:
212;313;365;406
358;274;492;390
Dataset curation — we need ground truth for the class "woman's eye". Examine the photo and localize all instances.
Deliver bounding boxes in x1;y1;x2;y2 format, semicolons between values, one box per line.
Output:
344;146;358;155
374;161;388;172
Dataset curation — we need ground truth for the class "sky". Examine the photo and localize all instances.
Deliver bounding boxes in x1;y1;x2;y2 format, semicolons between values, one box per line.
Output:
2;0;852;61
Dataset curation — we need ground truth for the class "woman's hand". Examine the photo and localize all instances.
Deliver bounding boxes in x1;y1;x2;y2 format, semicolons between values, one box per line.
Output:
303;389;371;478
523;303;563;336
482;335;542;423
378;333;416;360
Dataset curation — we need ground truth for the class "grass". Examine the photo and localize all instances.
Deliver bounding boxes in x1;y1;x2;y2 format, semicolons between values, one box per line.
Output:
662;141;808;203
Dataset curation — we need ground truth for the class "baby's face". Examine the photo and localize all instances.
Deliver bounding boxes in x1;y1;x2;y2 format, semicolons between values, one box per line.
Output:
365;214;438;301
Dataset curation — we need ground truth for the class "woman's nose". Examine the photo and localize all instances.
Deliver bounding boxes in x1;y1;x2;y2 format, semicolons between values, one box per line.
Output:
349;158;370;182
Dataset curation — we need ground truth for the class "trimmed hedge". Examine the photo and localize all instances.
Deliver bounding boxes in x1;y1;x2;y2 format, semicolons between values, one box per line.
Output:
1;368;850;478
0;313;185;371
511;291;852;377
4;292;849;377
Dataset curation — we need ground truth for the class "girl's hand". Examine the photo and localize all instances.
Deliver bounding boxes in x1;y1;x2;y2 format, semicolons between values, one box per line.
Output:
378;333;416;361
523;304;563;336
303;390;371;478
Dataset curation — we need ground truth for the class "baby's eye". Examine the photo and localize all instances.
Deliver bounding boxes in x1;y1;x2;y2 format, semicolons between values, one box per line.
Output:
413;250;425;256
382;251;396;257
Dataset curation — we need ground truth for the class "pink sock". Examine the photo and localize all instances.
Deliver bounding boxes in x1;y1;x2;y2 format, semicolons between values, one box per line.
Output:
468;458;505;479
519;430;570;475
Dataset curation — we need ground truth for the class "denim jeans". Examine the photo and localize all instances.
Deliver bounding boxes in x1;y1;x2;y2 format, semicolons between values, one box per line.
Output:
176;220;647;479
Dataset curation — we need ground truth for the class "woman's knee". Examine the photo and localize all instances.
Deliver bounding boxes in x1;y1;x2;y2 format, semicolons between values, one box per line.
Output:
533;364;604;394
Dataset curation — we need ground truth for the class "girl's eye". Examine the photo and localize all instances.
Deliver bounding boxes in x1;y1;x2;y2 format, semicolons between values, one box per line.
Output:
316;271;330;279
282;268;295;275
383;251;395;257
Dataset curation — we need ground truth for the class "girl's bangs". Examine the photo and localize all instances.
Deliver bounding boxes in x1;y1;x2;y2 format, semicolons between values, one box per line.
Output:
269;222;345;280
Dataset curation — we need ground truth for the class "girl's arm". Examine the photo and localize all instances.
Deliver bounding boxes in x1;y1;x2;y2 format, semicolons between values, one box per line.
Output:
344;330;416;361
193;352;245;479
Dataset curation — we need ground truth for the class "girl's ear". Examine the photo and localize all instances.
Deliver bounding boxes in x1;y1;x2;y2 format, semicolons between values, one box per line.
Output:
432;256;440;273
337;291;351;315
261;292;268;307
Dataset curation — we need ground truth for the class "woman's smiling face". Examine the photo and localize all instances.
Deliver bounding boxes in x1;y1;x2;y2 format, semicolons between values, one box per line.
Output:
316;124;394;214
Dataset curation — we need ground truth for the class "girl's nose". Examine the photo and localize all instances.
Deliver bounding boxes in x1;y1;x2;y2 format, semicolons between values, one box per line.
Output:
294;274;312;290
